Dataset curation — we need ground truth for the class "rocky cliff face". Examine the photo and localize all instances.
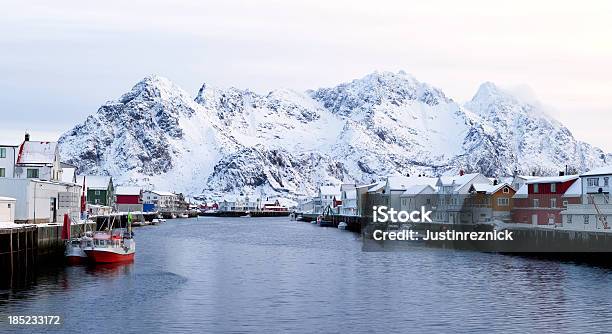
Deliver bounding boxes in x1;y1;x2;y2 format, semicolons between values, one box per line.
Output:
58;71;611;197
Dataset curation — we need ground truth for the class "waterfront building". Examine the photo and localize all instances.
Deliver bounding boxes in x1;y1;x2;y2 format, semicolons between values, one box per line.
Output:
219;194;258;212
81;175;114;207
400;184;436;213
340;183;374;216
315;185;341;214
143;190;178;212
0;196;16;224
511;173;579;226
115;186;143;212
14;134;63;182
383;175;438;211
433;172;491;224
0;178;81;224
465;182;516;223
561;166;612;231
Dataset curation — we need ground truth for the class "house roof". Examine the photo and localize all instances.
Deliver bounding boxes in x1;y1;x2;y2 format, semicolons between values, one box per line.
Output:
470;183;513;194
437;173;480;187
17;141;58;164
525;175;579;184
81;175;112;190
319;185;341;196
368;181;386;192
115;186;141;196
149;190;175;197
563;179;582;198
401;184;435;196
0;196;16;201
386;175;438;190
513;184;529;198
582;165;612;177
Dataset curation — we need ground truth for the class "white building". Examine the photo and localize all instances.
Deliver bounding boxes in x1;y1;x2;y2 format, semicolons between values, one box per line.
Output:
0;145;18;178
0;178;81;224
219;195;258;212
143;190;178;212
315;185;341;214
0;196;16;224
561;166;612;231
383;175;438;211
434;172;491;224
14;135;62;182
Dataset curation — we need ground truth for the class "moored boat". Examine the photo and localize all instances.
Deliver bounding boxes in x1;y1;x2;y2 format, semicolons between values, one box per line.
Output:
85;229;135;263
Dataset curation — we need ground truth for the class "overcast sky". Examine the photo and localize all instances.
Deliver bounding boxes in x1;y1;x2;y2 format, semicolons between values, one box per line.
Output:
1;0;611;151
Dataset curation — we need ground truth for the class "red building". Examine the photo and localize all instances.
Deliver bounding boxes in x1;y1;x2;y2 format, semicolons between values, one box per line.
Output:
511;174;580;226
114;186;143;212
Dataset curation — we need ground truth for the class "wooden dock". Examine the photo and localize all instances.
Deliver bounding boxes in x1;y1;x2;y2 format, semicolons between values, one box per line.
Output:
297;213;362;233
1;221;96;287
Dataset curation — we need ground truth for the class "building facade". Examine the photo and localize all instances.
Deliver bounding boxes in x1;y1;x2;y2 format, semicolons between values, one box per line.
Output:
511;174;580;226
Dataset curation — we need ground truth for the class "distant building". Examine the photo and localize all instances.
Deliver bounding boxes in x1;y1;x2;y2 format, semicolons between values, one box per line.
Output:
561;166;612;231
465;182;516;223
316;185;341;213
115;186;143;212
511;174;580;226
81;175;114;207
143;190;178;212
434;172;491;224
400;184;437;214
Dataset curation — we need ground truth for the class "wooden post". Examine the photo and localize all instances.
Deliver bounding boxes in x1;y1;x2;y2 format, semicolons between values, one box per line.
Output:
10;228;13;285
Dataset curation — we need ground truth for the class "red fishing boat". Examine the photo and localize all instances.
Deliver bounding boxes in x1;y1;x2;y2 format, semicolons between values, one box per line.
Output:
85;229;135;263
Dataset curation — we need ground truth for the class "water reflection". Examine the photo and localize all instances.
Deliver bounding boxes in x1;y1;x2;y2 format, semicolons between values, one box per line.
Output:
1;217;611;333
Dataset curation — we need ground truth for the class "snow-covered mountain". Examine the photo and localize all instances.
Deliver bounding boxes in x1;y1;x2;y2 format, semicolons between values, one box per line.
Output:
58;71;611;197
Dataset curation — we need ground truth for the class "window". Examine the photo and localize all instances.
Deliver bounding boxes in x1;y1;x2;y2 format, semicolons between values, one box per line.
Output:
605;177;609;187
587;178;599;187
497;198;509;206
550;183;556;193
95;190;100;195
550;198;557;208
566;215;572;224
533;184;539;193
503;187;509;193
0;168;4;177
0;148;5;158
26;168;39;178
584;215;590;224
563;200;568;207
426;199;431;205
533;199;539;208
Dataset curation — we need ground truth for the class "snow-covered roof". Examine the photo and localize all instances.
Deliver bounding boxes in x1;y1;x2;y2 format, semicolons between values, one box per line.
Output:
563;179;582;198
0;196;16;201
368;181;386;192
149;190;176;197
437;173;481;187
513;184;529;198
81;175;112;190
17;141;57;164
61;167;76;184
582;165;612;177
401;184;434;196
386;175;438;190
525;175;578;184
319;185;341;196
470;183;512;194
115;186;141;196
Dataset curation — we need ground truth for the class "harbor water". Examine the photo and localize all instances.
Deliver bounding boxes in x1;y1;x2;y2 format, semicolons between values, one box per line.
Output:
2;217;612;333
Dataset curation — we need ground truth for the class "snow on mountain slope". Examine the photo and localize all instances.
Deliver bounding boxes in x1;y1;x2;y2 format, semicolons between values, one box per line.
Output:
58;71;611;197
